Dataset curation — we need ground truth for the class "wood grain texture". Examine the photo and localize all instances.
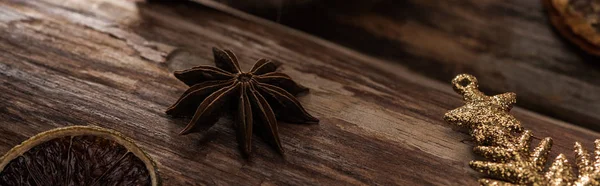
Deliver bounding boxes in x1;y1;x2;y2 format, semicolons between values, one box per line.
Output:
0;0;599;185
253;0;600;131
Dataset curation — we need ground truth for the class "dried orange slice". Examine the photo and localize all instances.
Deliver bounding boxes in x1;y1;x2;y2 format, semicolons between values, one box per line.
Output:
543;0;600;55
0;126;160;185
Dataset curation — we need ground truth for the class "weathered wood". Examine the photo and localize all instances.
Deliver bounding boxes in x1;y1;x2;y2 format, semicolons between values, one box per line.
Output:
0;0;599;185
251;0;600;131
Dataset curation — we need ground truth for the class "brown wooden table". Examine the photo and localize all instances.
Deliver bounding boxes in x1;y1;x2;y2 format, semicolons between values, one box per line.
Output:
0;0;598;185
259;0;600;131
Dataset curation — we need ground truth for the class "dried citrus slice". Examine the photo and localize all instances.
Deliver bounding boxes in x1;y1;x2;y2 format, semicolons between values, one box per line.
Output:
543;0;600;55
0;126;160;186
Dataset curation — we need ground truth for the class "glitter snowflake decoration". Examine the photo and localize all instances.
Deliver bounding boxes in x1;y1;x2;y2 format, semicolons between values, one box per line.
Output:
444;74;600;185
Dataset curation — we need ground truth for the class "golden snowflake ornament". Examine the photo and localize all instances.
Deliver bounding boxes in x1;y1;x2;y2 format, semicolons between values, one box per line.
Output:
444;74;600;186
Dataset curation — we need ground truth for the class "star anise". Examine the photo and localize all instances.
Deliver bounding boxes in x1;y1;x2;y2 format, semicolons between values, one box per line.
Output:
166;48;319;155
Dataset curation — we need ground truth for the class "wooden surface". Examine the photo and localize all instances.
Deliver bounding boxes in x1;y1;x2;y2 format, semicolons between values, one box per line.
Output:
0;0;599;185
261;0;600;131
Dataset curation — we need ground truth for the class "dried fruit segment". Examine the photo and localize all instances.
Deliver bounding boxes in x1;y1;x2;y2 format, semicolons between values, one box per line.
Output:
0;126;159;186
543;0;600;55
561;0;600;45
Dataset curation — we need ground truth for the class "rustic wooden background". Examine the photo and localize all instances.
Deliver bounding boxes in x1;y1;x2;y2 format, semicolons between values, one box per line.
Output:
244;0;600;131
0;0;599;185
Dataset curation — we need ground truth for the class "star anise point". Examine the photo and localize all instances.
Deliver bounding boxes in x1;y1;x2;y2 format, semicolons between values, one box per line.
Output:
167;48;318;155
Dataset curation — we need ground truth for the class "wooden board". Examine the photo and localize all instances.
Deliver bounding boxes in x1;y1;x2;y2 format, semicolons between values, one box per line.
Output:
249;0;600;131
0;0;599;185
